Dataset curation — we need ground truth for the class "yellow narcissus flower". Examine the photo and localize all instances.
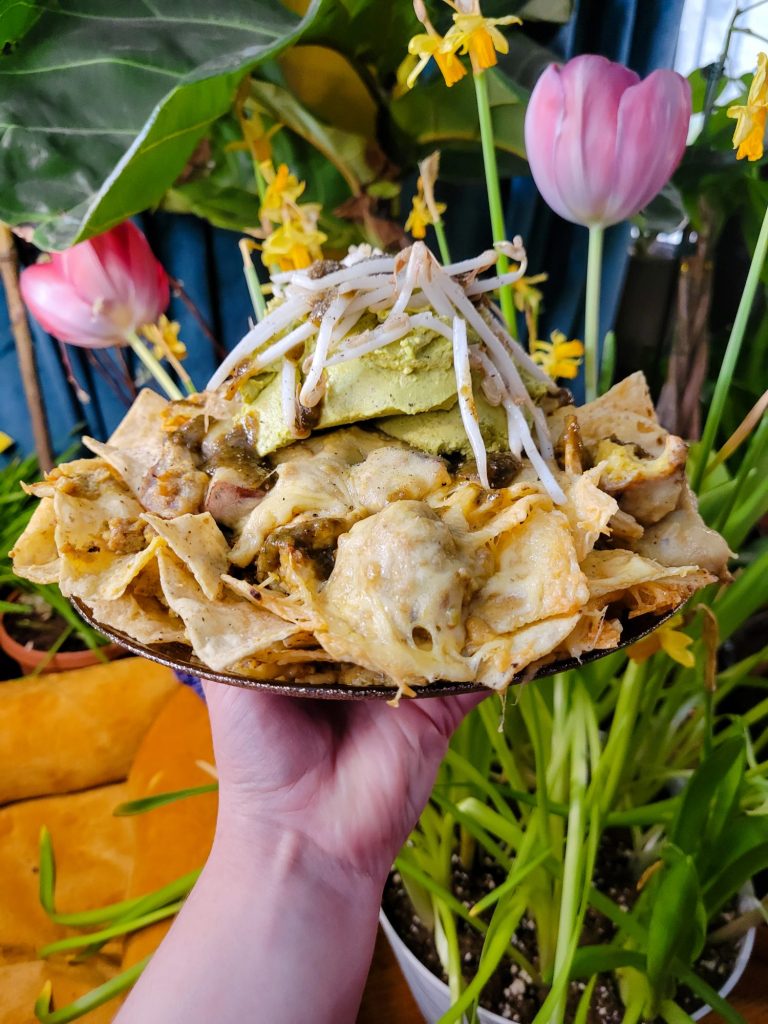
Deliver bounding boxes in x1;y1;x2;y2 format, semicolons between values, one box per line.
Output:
142;315;187;361
260;161;306;222
444;1;521;72
728;51;767;161
627;613;695;668
0;431;13;454
407;0;467;88
262;209;327;272
530;330;584;380
405;177;447;239
408;31;466;88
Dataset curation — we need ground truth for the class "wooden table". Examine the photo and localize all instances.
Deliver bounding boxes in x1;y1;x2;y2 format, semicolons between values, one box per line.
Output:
358;925;768;1023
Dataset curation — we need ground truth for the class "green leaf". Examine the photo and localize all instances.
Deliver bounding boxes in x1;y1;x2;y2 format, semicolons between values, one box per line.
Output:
0;0;42;49
712;545;768;642
670;737;745;861
646;847;707;997
38;826;55;916
0;0;334;249
34;955;151;1024
703;815;768;914
249;79;375;194
390;66;528;171
39;900;184;958
113;783;218;817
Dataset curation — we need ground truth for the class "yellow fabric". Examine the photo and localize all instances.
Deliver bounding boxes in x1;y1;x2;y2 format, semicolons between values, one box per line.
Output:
0;658;177;804
122;686;217;967
0;961;117;1024
0;784;132;959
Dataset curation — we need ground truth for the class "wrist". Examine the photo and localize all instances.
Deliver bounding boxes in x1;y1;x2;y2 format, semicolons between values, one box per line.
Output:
210;813;387;911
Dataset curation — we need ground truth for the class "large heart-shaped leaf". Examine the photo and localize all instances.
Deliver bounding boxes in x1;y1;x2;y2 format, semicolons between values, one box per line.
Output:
0;0;333;249
389;67;528;170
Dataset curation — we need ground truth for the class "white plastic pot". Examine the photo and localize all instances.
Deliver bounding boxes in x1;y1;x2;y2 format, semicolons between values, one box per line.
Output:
379;896;756;1024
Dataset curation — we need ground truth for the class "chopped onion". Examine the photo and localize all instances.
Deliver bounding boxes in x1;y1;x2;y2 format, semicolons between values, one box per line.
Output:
207;299;307;390
453;316;489;489
299;295;350;406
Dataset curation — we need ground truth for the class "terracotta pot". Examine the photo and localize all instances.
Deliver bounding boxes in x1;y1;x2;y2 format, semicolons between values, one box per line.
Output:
0;603;124;677
379;886;757;1024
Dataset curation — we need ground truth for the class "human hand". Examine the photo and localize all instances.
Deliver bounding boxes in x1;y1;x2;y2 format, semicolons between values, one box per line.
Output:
204;681;486;885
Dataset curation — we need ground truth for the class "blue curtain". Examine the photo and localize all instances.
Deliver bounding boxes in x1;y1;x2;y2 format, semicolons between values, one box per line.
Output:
0;0;684;463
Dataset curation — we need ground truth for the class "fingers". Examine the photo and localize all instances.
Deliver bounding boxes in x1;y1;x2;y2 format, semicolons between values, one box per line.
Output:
417;689;490;740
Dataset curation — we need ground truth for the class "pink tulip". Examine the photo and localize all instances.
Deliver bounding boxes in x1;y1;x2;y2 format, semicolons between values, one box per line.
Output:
524;55;691;227
21;221;169;348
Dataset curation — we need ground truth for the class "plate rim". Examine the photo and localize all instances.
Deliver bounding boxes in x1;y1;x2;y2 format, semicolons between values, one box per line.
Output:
72;598;680;701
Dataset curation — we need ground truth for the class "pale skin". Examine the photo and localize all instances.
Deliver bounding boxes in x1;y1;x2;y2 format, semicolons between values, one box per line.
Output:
116;680;485;1024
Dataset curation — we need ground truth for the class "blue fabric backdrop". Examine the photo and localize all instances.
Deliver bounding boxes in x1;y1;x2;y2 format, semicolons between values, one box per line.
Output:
0;0;684;464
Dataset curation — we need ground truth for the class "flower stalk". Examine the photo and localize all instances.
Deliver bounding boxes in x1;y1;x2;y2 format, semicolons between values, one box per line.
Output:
584;224;604;403
473;70;515;332
126;332;183;401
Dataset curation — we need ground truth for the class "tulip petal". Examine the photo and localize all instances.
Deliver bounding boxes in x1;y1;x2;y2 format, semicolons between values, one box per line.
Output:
120;221;169;324
551;55;639;226
524;63;574;222
20;262;122;347
605;70;691;225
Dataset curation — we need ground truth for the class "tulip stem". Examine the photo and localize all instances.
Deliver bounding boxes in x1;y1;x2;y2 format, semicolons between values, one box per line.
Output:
584;225;604;403
432;218;452;266
692;200;768;494
126;333;183;401
473;70;515;335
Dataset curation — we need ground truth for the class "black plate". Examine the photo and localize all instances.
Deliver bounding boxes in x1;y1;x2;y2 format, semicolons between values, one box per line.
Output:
73;599;679;701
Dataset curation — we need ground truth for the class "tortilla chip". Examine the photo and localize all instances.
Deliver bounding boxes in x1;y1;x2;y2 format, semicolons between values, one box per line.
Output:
559;610;623;660
470;510;589;634
560;468;618;561
157;550;300;671
108;387;168;449
141;512;229;600
582;549;709;600
82;436;150;497
59;535;165;603
53;464;143;554
10;498;60;584
88;590;187;645
472;613;582;690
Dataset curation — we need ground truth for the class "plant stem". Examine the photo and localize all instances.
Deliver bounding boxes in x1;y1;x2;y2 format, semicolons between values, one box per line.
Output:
693;201;768;493
549;694;589;1024
0;224;53;470
126;332;183;401
34;955;151;1024
239;238;267;321
473;70;515;334
432;218;452;265
584;225;604;403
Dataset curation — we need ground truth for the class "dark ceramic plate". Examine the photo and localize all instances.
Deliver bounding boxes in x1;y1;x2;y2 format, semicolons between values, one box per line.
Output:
73;598;679;701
